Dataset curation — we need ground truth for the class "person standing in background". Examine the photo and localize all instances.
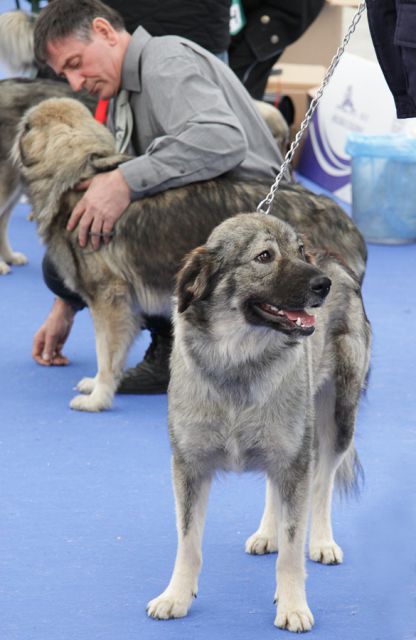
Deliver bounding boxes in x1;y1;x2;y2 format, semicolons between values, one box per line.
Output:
228;0;324;99
367;0;416;119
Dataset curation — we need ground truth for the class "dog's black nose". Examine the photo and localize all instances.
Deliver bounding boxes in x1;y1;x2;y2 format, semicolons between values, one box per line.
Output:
309;275;331;299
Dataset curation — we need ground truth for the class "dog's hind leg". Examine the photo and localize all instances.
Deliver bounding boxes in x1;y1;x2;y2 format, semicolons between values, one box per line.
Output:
273;472;314;632
147;456;212;620
0;183;27;275
245;477;279;554
309;326;370;564
70;290;140;411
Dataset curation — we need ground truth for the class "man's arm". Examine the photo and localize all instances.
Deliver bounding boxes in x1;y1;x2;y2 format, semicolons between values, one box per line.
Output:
32;298;76;366
118;49;249;198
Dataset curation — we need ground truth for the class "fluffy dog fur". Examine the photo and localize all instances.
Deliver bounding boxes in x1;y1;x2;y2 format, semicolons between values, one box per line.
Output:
13;97;367;412
147;213;371;631
0;78;96;274
0;10;37;76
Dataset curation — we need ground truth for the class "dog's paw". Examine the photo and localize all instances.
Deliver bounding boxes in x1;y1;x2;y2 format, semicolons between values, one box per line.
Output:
9;251;28;266
245;531;278;555
147;589;194;620
69;392;112;412
275;603;314;633
309;540;343;564
75;377;96;395
0;260;11;275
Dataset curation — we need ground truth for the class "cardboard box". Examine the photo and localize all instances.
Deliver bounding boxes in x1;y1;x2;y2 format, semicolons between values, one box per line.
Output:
279;0;360;68
264;63;325;162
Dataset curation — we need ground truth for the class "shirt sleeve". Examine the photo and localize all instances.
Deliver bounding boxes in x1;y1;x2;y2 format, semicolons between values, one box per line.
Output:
118;49;249;198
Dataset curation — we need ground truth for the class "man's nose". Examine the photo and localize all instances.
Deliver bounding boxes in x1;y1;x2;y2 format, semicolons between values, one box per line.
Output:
65;70;84;92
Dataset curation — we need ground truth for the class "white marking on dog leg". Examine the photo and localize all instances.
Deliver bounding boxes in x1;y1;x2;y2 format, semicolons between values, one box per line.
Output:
274;484;314;633
0;260;11;275
147;464;211;620
70;387;113;412
0;185;25;274
309;451;344;564
8;251;28;266
75;376;97;395
69;297;141;412
246;477;279;554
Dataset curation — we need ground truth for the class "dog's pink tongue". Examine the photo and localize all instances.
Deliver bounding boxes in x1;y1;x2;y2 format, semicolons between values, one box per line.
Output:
285;310;316;326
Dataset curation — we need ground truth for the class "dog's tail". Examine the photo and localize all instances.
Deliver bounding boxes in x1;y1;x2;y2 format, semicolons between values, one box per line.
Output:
335;444;364;498
0;11;37;75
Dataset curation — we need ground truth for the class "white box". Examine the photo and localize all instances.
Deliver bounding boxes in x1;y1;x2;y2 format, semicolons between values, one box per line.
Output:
296;53;416;202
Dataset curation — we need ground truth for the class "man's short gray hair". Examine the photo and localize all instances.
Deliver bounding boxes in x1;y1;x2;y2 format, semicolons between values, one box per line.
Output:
34;0;125;67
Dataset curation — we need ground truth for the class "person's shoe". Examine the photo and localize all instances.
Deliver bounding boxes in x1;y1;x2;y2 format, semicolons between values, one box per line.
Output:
117;328;172;395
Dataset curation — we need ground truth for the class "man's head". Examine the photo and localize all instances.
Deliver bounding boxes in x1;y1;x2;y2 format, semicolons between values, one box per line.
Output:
34;0;129;99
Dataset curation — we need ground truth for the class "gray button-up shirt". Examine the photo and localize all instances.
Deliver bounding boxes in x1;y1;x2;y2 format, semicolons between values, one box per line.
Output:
115;27;283;198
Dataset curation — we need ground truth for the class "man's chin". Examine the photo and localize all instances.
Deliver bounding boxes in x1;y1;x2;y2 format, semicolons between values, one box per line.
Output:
96;87;117;101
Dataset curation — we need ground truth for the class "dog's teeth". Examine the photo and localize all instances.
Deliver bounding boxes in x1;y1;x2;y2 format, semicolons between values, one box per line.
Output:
296;318;302;326
277;310;285;316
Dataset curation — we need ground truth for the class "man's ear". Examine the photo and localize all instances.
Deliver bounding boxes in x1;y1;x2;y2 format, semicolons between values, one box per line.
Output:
176;246;218;313
91;17;117;43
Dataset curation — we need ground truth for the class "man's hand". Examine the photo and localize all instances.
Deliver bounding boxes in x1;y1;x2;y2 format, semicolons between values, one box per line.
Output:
68;169;132;250
32;298;76;366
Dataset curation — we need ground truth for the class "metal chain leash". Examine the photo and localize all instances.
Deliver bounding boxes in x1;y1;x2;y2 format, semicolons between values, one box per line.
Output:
257;0;367;214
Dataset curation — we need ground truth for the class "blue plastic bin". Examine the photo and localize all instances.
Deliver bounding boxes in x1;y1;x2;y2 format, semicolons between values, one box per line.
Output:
346;133;416;244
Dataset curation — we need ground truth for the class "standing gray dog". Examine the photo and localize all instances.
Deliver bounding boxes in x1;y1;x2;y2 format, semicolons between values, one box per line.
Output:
147;214;371;632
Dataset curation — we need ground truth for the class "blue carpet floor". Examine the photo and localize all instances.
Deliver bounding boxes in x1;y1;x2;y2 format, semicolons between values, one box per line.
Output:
0;196;415;640
0;0;415;630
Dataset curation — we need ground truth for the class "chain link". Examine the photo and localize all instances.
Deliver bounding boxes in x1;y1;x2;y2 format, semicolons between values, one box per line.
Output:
257;0;367;214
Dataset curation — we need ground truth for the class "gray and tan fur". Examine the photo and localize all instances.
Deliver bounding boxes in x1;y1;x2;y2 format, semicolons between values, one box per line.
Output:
0;11;37;76
0;9;96;275
0;78;96;274
13;97;367;412
147;213;371;631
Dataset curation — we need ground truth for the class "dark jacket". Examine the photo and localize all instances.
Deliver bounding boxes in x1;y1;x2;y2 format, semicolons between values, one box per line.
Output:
235;0;324;62
102;0;231;54
367;0;416;118
228;1;324;98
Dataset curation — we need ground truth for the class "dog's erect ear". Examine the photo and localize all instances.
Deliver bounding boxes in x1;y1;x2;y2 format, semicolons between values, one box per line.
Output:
298;234;315;264
89;153;133;172
176;246;218;313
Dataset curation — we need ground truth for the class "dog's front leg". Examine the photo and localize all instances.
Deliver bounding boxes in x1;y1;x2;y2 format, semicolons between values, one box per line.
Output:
273;474;314;633
0;186;28;275
309;453;344;565
70;295;140;412
147;456;212;620
245;477;279;554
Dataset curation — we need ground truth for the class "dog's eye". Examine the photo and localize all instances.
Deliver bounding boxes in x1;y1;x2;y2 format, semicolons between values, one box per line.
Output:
255;250;272;263
298;243;305;259
24;121;31;133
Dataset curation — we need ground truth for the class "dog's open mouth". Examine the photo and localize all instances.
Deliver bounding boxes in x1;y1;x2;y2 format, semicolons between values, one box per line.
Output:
249;302;316;336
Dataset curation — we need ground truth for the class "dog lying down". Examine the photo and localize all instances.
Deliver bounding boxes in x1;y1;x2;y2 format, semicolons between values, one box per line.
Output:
13;97;368;412
147;213;371;632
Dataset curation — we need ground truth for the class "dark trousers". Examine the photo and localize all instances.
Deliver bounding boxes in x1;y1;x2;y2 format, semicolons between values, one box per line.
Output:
367;0;416;118
42;252;172;335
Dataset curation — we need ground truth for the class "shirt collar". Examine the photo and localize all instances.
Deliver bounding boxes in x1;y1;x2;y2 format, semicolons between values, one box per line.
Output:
121;26;152;93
